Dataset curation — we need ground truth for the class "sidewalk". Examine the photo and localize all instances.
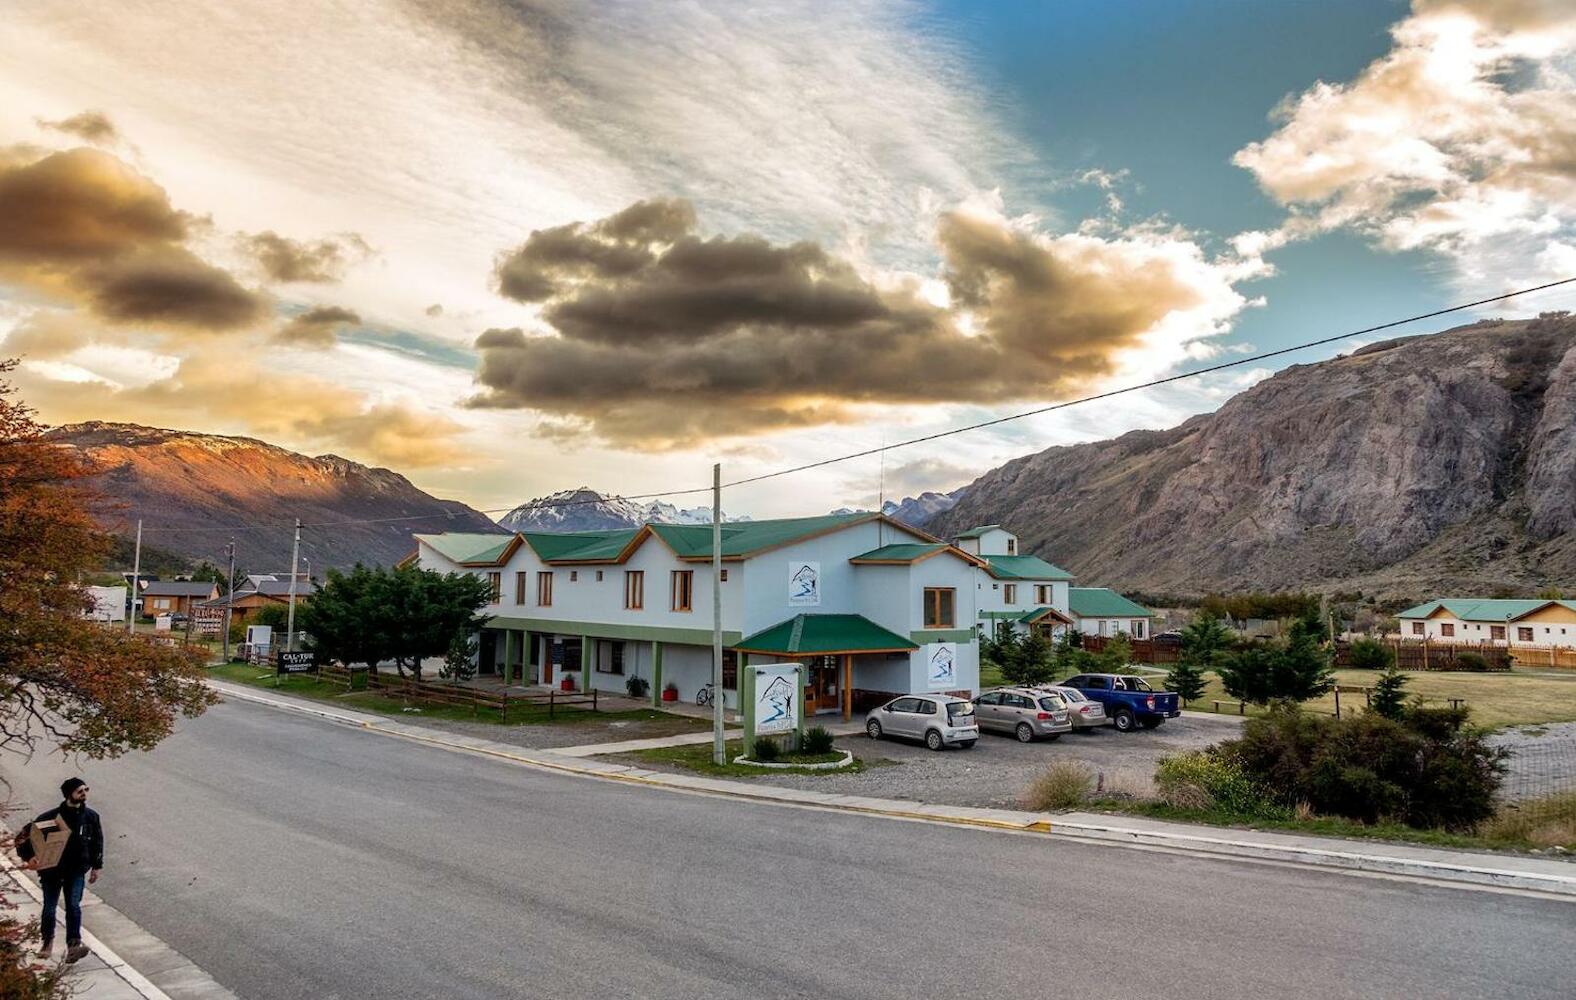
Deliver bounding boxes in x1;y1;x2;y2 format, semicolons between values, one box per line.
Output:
211;678;1576;899
2;859;236;1000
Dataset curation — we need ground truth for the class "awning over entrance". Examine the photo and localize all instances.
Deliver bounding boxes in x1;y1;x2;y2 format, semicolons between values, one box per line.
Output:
733;613;917;656
1018;606;1075;627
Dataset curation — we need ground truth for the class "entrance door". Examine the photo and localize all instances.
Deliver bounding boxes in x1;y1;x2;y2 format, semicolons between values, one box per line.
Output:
804;656;840;715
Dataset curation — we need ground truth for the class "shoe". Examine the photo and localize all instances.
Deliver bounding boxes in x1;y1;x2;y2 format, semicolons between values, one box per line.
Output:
37;940;52;960
65;943;89;964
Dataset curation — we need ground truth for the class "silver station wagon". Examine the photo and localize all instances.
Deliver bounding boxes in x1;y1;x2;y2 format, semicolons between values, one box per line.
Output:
975;687;1073;742
865;694;979;751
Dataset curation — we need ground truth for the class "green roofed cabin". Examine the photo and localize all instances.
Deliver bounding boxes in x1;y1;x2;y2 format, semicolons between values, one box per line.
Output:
1396;598;1576;647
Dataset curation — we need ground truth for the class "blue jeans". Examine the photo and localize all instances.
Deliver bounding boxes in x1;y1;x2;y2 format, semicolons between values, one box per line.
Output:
39;870;85;945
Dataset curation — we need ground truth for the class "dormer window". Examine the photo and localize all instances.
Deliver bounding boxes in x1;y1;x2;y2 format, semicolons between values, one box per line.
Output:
1007;538;1017;555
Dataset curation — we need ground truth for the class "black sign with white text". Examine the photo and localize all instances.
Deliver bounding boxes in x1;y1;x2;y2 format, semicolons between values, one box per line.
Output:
277;650;317;674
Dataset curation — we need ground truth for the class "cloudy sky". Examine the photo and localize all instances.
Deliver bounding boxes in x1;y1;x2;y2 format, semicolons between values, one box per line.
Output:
3;0;1575;518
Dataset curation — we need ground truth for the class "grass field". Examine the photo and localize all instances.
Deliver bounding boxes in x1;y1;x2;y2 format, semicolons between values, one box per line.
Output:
206;663;691;728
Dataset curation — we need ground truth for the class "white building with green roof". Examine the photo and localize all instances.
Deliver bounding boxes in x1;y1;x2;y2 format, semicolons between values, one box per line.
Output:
954;525;1152;639
1396;598;1576;647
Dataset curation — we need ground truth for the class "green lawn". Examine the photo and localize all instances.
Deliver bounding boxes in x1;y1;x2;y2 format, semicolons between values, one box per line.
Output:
206;663;695;728
626;739;865;778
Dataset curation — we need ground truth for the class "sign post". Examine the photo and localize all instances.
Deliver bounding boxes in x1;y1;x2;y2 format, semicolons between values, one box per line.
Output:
742;661;804;757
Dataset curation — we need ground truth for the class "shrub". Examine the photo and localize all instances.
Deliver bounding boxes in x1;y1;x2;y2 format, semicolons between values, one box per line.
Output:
1455;651;1490;672
1155;751;1285;818
1217;619;1334;705
1369;665;1408;720
750;736;780;761
801;726;835;754
1483;792;1576;850
1022;760;1094;810
1346;636;1395;670
438;629;477;682
1218;704;1506;829
1164;659;1207;704
1002;629;1055;687
625;675;650;699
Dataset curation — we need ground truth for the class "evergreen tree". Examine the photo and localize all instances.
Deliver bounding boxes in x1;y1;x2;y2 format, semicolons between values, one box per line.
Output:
439;629;478;683
1002;628;1055;687
1165;659;1207;704
1092;632;1134;673
1180;613;1233;665
1369;664;1409;720
1217;618;1335;706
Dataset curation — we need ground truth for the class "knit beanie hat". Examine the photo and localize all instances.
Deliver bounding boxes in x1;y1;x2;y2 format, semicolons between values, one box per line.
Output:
60;777;87;799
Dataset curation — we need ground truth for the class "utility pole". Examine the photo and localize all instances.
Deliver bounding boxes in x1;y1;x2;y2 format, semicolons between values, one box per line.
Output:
286;518;301;652
712;463;725;765
221;538;236;663
127;518;142;635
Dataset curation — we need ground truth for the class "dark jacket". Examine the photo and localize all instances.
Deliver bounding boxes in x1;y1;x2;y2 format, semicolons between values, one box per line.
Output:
18;803;103;875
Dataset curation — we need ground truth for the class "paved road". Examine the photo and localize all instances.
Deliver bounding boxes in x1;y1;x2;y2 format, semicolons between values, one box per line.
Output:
9;700;1575;1000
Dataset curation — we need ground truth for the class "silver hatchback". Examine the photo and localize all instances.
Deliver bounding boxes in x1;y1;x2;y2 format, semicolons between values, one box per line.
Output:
865;695;979;751
975;687;1073;742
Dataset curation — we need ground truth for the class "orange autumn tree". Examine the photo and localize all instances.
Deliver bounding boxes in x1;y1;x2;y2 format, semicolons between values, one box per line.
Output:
0;359;215;758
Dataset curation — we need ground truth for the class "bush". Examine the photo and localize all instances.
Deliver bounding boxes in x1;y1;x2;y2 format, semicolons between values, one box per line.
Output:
1164;660;1207;704
1346;636;1395;671
801;725;835;754
1455;651;1490;672
1483;792;1576;849
1155;752;1286;818
1369;665;1408;720
750;736;779;761
1217;617;1334;705
1022;760;1094;810
1002;628;1055;687
625;675;650;699
1218;704;1507;830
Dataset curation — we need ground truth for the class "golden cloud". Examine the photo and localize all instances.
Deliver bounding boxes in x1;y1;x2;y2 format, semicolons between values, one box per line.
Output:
274;305;361;348
242;230;372;284
36;110;122;147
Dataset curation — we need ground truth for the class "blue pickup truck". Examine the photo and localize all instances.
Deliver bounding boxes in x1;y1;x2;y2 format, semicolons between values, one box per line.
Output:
1058;674;1181;733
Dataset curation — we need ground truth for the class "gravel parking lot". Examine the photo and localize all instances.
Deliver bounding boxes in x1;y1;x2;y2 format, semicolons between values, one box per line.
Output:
748;713;1246;810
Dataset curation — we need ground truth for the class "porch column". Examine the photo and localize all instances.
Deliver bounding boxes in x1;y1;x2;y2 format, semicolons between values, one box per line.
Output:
580;634;591;691
501;630;514;683
842;654;852;721
651;641;664;707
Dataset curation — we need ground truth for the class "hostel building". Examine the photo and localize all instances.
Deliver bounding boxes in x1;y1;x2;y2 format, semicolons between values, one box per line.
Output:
1397;598;1576;648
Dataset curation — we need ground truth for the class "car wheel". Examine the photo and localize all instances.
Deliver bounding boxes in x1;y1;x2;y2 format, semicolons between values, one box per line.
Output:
866;719;883;740
925;729;944;751
1015;722;1035;743
1113;708;1136;733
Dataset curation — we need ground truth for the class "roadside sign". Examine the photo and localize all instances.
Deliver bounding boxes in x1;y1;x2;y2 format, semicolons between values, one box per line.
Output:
277;650;317;674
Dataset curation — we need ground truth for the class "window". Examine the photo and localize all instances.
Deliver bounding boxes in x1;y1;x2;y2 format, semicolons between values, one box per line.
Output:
596;570;604;582
1034;584;1052;604
515;572;526;605
916;700;937;715
720;569;728;582
923;587;955;628
1491;625;1506;640
570;571;578;582
486;572;501;603
671;570;694;612
1006;693;1033;709
537;571;553;607
1441;623;1455;637
1084;676;1110;690
1518;627;1534;642
624;571;644;610
1412;622;1425;636
1003;584;1017;605
595;640;625;675
976;692;1002;706
722;649;737;690
1007;538;1017;555
1130;619;1146;639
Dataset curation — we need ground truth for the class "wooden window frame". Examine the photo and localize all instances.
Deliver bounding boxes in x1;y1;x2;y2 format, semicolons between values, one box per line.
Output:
1034;584;1052;604
720;569;729;582
1490;625;1506;640
1441;623;1455;637
1411;621;1424;636
671;570;694;612
515;571;526;605
596;570;604;582
537;571;553;607
1007;538;1017;555
1518;626;1534;642
1003;584;1016;605
570;570;578;582
486;572;501;603
923;587;955;629
624;570;644;610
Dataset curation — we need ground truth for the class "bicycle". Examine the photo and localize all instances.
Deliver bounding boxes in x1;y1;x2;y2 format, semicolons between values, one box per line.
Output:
696;682;722;707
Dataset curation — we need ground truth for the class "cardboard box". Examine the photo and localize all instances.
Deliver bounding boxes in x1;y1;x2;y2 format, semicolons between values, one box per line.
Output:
25;817;71;871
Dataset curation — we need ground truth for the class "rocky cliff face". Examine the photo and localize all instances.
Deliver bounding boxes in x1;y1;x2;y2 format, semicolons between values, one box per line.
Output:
929;315;1576;600
47;422;502;573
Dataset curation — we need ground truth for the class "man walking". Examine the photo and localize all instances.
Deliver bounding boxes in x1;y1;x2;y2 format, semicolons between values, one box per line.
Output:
19;777;104;963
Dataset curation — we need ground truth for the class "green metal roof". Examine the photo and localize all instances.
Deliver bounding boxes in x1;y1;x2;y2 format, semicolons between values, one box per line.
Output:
952;525;1001;539
1397;598;1576;621
521;529;638;562
1068;588;1153;618
1016;605;1073;624
413;532;515;564
649;513;888;559
735;613;918;655
849;543;951;563
984;554;1073;580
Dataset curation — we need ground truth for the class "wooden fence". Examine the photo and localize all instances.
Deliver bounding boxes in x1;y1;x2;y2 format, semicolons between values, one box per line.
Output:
1080;635;1511;671
366;671;599;719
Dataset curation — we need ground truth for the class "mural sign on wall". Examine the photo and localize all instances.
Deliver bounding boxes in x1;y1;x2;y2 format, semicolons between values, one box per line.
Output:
926;643;957;690
788;560;821;606
752;664;800;735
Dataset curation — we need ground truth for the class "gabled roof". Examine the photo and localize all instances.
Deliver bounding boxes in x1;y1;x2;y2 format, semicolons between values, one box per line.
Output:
1397;598;1576;622
520;529;639;563
1068;588;1153;618
734;613;918;656
1017;605;1075;625
413;532;517;566
952;525;1002;540
140;581;219;597
848;542;985;567
983;554;1073;581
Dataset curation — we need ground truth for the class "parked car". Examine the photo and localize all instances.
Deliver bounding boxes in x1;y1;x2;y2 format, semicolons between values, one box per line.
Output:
975;687;1072;742
1041;685;1109;729
1152;629;1184;646
865;694;978;751
1058;673;1180;733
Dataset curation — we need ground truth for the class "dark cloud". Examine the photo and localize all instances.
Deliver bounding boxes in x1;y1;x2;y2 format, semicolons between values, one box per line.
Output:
425;303;444;317
84;247;264;329
36;110;122;146
274;305;361;348
471;200;1236;446
242;230;372;283
0;148;187;263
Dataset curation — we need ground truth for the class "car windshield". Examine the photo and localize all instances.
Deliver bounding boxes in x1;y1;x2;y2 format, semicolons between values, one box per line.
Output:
1055;688;1086;702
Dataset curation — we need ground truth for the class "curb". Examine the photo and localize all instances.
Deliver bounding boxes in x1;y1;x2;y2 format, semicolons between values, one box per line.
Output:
209;679;1576;899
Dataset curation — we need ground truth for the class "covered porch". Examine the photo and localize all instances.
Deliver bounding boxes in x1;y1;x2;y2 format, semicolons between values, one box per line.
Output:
733;613;917;722
1020;606;1076;637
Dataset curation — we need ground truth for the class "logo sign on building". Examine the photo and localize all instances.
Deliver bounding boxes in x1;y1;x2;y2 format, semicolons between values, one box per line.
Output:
277;650;317;674
926;643;957;690
752;665;800;735
787;561;820;606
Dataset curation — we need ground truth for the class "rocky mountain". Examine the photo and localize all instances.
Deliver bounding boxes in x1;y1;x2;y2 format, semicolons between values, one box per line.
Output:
829;489;964;528
498;487;746;532
47;422;502;573
928;315;1576;602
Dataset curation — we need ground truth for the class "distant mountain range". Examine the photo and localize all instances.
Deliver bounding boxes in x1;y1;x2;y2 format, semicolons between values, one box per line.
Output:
497;487;748;532
47;422;501;574
830;489;964;528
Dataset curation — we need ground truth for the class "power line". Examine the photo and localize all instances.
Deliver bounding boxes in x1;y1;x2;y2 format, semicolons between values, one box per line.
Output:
131;275;1575;534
